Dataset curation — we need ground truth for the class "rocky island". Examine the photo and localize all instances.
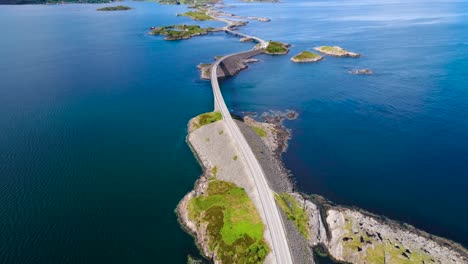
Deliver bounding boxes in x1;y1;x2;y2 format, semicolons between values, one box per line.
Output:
179;10;213;21
315;45;360;57
150;25;215;40
97;5;132;11
291;51;323;63
264;41;290;55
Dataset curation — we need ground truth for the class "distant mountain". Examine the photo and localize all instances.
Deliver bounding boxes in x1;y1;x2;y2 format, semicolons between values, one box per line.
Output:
1;0;113;4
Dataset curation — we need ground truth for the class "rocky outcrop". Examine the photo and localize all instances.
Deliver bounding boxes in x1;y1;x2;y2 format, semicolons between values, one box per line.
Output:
177;175;213;259
290;193;328;246
324;207;468;264
244;116;284;154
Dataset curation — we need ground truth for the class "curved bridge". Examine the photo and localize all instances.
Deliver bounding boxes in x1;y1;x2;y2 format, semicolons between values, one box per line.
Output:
210;48;293;264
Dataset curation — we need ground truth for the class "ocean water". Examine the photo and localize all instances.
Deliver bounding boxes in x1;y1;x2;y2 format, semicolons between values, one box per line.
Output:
0;0;466;263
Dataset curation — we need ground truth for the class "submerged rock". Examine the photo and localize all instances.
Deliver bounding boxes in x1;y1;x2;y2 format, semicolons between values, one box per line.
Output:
349;69;373;75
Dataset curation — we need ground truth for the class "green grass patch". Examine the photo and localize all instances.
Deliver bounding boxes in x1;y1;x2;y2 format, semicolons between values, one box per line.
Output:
320;46;340;52
292;51;321;60
193;112;222;129
252;126;267;137
265;41;288;54
188;180;270;263
211;166;218;177
181;11;212;21
317;46;347;55
275;193;309;239
97;5;132;11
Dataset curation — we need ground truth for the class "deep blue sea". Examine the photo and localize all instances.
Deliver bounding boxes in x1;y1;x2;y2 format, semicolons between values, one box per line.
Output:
0;0;466;262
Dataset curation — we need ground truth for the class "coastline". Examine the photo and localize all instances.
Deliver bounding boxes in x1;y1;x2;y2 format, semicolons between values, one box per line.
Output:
151;2;468;263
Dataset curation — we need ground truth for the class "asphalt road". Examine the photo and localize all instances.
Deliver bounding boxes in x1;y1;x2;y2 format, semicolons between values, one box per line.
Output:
211;49;293;264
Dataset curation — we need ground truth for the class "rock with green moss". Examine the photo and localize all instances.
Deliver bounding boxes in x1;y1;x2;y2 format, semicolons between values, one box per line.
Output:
314;46;360;57
291;51;323;63
276;193;327;247
326;208;468;263
197;63;212;80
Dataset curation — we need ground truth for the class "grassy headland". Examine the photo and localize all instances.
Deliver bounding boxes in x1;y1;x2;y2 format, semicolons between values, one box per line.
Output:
188;180;270;263
275;193;309;240
291;51;323;63
150;25;214;40
180;10;212;21
97;5;132;11
265;41;289;55
192;112;222;129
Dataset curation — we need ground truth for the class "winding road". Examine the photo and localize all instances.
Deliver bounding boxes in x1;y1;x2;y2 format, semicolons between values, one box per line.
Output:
209;12;293;264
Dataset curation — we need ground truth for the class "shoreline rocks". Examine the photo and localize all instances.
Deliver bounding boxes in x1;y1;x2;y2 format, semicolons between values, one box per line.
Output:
177;175;213;260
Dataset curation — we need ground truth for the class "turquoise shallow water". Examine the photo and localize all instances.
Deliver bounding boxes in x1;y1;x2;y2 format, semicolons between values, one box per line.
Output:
0;0;467;262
